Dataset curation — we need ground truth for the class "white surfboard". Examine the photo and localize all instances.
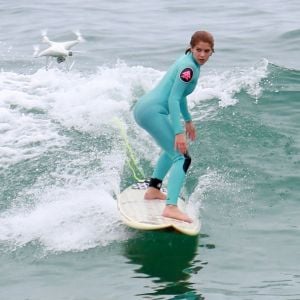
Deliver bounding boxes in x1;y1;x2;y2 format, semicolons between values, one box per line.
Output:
117;181;200;236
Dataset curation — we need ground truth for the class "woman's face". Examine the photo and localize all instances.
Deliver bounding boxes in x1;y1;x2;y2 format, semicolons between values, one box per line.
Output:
191;41;213;65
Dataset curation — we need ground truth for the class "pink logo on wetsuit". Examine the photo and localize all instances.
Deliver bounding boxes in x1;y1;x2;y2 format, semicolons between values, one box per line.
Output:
180;68;193;82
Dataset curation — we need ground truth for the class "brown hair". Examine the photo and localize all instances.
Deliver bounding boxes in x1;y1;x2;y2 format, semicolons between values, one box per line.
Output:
185;31;215;54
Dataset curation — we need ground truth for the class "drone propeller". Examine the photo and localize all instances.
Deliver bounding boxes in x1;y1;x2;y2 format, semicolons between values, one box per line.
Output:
40;29;51;44
41;29;47;37
73;30;85;42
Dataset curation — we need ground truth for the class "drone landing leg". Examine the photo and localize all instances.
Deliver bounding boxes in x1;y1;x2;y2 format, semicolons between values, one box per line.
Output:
48;58;54;69
65;57;75;71
65;57;69;71
69;57;75;71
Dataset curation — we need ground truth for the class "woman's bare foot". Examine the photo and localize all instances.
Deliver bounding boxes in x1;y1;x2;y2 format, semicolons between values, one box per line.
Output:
162;205;193;223
144;187;166;200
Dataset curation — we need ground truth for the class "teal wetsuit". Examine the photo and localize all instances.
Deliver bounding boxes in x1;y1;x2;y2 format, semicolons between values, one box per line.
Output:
133;51;200;205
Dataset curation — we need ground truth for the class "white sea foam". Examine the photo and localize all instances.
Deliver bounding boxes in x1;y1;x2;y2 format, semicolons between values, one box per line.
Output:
0;147;128;253
189;58;269;109
0;108;67;168
187;170;224;217
0;184;129;252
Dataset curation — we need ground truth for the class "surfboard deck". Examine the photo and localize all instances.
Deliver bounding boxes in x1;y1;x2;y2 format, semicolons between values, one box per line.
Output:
117;182;200;236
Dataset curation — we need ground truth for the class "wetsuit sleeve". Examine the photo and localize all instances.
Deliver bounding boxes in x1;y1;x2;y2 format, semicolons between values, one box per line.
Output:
168;68;193;134
180;97;192;122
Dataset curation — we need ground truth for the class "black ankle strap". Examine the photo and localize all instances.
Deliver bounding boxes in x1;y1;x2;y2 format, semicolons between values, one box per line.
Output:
149;178;162;190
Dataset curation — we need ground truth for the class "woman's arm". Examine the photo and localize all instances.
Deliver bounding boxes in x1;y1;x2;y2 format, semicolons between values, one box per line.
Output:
168;68;194;135
180;97;192;122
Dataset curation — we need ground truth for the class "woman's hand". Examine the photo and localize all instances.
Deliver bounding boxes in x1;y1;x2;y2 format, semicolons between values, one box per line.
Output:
175;122;196;154
175;133;187;154
185;121;196;141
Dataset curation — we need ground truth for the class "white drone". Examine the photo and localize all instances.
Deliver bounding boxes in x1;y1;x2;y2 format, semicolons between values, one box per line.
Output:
34;31;84;70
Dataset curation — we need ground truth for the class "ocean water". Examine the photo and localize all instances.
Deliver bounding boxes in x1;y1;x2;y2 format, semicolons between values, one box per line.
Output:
0;1;300;299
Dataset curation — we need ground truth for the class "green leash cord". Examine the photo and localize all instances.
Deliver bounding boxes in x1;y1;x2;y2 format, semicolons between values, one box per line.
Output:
113;118;145;182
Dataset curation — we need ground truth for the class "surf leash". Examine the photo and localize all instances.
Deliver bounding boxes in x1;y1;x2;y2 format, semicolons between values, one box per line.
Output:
113;117;145;182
